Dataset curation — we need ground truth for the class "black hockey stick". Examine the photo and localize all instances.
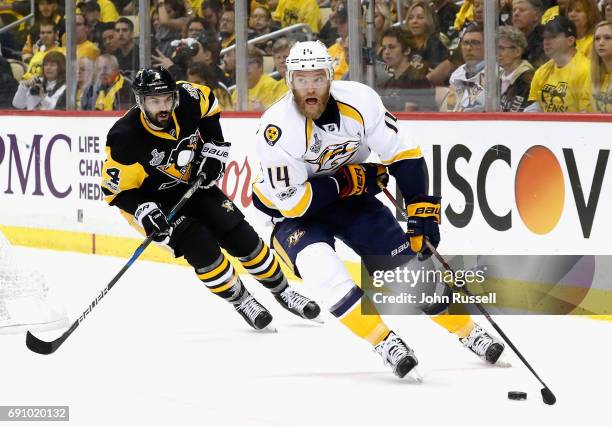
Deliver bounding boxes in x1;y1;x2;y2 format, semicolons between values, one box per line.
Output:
26;174;206;355
382;188;557;405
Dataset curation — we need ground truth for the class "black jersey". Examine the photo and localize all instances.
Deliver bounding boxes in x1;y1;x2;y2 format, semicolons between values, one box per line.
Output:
101;81;222;214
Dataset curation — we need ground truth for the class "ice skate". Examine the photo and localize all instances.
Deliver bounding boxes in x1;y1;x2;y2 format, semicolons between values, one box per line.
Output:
461;324;506;365
374;331;420;380
235;295;275;331
274;286;322;322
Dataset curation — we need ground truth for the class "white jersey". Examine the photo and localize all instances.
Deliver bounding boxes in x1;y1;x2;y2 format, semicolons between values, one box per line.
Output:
253;80;422;218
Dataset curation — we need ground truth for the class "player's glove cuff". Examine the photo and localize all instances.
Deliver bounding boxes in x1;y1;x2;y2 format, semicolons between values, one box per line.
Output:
406;195;441;259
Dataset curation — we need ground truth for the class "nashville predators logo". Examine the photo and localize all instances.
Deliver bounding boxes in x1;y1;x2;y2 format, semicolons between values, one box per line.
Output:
264;124;282;146
306;140;359;172
222;200;234;212
287;229;305;247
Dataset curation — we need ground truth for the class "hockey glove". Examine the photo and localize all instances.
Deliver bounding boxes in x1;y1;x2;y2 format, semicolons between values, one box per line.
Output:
194;139;231;189
135;202;172;243
405;195;441;260
334;163;389;198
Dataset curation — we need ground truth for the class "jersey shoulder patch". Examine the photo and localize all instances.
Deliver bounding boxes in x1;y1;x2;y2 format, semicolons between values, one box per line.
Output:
263;124;282;146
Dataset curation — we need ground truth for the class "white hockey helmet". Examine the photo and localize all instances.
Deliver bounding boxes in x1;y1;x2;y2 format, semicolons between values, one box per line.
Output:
285;40;334;86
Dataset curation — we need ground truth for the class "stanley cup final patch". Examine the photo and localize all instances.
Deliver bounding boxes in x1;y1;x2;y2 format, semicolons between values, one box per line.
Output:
264;124;282;146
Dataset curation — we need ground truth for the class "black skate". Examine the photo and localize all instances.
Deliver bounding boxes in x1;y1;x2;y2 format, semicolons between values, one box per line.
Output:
460;324;505;364
274;286;322;321
235;295;273;330
374;331;419;379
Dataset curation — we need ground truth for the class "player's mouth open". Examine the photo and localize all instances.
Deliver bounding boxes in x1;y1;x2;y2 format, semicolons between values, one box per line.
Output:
158;112;170;120
305;97;318;105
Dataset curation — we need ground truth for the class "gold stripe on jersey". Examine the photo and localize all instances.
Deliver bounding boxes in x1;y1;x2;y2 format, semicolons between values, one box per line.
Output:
381;147;423;165
101;146;149;204
139;111;181;141
279;183;313;218
305;118;313;151
272;237;296;274
337;101;365;128
178;81;222;118
252;182;276;208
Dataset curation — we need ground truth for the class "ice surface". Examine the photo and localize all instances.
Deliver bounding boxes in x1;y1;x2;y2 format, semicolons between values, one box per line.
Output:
1;247;610;427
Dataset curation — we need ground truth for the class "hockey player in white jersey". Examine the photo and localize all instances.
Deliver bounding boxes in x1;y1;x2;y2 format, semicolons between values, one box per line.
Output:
252;41;505;378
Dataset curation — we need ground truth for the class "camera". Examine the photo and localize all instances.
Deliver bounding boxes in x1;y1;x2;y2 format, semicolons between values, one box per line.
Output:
29;77;44;95
170;38;200;68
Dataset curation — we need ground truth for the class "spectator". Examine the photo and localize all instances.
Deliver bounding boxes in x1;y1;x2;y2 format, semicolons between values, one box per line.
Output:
78;1;103;46
93;54;133;110
270;37;295;100
453;0;474;33
230;47;278;110
590;20;612;112
100;22;118;54
433;0;460;37
156;0;189;56
604;0;612;22
0;57;19;109
542;0;569;23
319;0;342;46
567;0;601;58
77;56;95;110
249;5;277;53
440;23;485;112
13;51;66;110
405;1;450;80
221;48;236;86
497;25;535;111
183;17;208;39
273;0;321;34
112;0;136;15
379;27;437;111
200;0;222;32
513;0;548;68
22;0;64;63
113;17;140;79
526;16;592;111
328;2;349;79
22;21;64;81
219;8;236;49
186;61;233;110
76;13;101;61
373;2;392;58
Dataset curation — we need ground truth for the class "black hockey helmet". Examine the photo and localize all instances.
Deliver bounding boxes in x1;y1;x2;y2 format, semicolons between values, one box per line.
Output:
132;66;177;96
133;66;180;128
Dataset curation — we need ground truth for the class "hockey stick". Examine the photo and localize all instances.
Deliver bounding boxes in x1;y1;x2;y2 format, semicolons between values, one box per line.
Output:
26;174;206;355
382;188;557;405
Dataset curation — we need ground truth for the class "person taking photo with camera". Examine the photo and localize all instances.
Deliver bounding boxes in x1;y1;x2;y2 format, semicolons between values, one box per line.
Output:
13;51;67;111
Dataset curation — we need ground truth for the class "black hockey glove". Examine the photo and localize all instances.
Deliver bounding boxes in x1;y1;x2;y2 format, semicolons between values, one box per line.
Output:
405;195;441;260
334;163;389;198
135;202;172;243
193;139;231;189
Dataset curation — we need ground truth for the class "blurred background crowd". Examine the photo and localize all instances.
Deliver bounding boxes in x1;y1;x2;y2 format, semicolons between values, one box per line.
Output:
0;0;610;113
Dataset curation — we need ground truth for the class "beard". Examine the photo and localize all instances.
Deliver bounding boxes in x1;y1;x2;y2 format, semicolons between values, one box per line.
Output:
146;110;171;129
292;86;331;120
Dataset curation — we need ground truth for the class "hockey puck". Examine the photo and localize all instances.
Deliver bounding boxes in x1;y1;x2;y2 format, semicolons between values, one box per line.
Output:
508;391;527;400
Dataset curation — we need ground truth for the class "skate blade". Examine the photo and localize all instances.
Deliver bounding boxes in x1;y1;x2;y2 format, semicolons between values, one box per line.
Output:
407;366;424;383
308;315;325;325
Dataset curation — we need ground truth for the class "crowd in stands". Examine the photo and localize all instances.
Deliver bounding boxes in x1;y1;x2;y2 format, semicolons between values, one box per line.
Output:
0;0;609;113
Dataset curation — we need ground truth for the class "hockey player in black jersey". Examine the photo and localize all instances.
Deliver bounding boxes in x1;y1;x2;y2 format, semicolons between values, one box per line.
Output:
100;66;320;330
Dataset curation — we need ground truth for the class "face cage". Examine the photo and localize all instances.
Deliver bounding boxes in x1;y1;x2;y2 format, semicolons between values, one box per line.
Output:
285;67;333;89
135;90;180;124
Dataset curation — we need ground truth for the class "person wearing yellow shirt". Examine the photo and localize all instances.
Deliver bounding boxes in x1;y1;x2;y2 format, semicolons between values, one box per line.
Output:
93;54;133;110
327;4;348;80
22;21;65;81
567;0;601;59
527;16;592;112
272;0;321;34
269;37;294;102
590;21;612;113
231;48;279;110
541;0;569;24
76;13;101;61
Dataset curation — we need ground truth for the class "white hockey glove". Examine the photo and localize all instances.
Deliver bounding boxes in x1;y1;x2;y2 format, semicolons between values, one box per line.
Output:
193;139;231;189
135;202;172;243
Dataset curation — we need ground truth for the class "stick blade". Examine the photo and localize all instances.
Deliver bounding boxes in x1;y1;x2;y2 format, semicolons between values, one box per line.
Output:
26;331;59;355
541;387;556;405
